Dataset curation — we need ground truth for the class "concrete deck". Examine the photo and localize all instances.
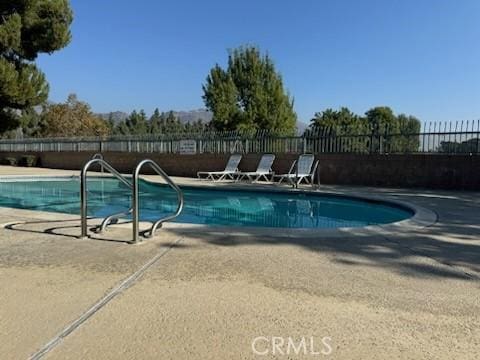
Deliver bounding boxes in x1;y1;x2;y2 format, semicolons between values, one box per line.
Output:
0;166;479;359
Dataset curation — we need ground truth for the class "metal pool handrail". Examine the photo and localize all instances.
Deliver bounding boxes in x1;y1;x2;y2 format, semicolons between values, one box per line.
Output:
90;153;136;233
132;159;184;243
91;153;104;173
80;158;132;238
92;153;103;160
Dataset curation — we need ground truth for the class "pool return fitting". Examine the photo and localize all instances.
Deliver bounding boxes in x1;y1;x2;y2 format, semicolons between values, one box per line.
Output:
80;156;184;243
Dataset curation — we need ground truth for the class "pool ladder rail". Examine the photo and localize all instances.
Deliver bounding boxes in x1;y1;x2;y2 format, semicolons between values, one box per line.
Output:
80;157;184;243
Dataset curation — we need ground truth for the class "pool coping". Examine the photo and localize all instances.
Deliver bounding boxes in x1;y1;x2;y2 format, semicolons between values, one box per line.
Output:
0;174;438;240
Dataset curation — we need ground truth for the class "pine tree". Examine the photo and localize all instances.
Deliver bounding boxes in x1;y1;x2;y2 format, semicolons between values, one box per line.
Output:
202;46;297;134
164;111;183;133
114;120;130;136
125;110;148;135
107;113;116;132
0;0;73;132
149;108;162;134
192;119;205;132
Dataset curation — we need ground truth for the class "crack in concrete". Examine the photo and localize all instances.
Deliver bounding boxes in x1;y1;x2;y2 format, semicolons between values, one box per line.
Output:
28;237;183;360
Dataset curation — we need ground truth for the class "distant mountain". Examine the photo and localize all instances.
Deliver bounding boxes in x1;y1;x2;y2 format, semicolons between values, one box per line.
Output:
96;109;308;134
96;109;212;124
172;109;212;124
96;111;129;123
296;121;309;135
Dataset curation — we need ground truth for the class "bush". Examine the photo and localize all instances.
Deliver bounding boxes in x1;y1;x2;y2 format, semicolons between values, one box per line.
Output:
20;155;37;167
3;157;17;166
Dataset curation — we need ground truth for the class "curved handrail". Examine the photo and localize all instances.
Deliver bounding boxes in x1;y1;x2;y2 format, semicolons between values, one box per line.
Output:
96;208;133;233
132;159;184;243
89;153;135;233
80;158;132;238
92;153;104;173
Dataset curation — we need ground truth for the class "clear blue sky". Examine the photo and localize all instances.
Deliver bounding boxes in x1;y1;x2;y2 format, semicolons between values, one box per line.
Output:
37;0;480;124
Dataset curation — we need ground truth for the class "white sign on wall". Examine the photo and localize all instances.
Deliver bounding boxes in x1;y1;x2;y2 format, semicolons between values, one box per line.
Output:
179;139;197;154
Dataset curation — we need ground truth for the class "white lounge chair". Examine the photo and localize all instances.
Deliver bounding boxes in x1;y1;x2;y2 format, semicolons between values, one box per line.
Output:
236;154;275;182
197;154;242;181
274;154;318;188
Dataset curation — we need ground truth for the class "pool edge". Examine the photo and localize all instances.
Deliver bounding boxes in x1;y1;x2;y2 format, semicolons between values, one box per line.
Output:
0;175;438;239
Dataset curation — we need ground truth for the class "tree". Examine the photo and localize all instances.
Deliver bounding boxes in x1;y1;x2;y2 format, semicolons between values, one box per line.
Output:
0;0;73;132
149;108;162;134
106;113;116;132
438;138;480;154
203;46;296;134
125;110;148;135
192;119;206;132
38;94;109;137
308;107;367;135
306;107;368;152
113;120;130;136
364;107;422;153
165;111;183;133
307;106;422;153
395;114;421;152
365;106;398;134
0;107;41;138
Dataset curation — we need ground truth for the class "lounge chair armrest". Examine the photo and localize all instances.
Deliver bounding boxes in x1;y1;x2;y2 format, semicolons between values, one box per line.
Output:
288;160;297;175
311;160;319;176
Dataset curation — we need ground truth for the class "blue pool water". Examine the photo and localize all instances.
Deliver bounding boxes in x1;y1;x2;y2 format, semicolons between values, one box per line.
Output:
0;177;413;228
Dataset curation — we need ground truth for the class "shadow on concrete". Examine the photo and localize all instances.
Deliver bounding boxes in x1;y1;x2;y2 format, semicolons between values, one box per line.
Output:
4;219;132;244
165;225;480;281
162;186;480;282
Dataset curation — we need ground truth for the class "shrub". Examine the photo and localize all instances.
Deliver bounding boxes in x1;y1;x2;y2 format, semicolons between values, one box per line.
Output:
3;157;17;166
20;155;37;167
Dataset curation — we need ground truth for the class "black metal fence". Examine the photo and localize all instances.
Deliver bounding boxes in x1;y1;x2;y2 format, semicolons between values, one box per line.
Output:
0;120;478;155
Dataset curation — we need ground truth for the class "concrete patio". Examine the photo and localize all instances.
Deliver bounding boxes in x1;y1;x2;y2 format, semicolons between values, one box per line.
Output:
0;166;479;359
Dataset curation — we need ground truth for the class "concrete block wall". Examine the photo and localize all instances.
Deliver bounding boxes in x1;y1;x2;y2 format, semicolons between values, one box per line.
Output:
0;151;478;190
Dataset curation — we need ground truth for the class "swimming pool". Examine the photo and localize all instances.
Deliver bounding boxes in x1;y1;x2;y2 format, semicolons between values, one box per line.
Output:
0;176;413;229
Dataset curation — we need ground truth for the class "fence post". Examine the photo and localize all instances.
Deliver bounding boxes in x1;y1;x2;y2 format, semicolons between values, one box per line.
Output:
369;131;374;154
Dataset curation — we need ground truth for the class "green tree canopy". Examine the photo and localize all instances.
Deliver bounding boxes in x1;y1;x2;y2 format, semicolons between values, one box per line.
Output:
365;106;398;134
307;106;422;153
125;110;148;135
202;46;297;134
308;107;367;135
0;0;73;131
149;108;162;134
438;137;480;154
